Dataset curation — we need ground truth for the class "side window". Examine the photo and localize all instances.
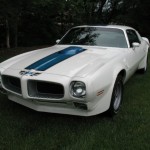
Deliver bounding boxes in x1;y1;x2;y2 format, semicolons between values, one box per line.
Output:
126;30;141;47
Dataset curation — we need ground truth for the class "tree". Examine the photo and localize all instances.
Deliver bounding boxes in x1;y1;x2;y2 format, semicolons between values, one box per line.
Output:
0;0;28;48
0;0;150;48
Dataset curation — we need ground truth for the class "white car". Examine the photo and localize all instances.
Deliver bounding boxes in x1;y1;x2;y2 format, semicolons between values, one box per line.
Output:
0;25;149;116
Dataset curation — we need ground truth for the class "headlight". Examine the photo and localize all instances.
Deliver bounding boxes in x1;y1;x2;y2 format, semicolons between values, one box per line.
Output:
70;81;86;98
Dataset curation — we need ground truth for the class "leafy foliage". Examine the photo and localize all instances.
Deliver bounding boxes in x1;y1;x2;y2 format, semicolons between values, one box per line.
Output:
0;0;150;48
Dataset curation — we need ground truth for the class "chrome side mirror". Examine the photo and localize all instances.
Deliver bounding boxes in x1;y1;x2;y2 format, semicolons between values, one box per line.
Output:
56;39;60;44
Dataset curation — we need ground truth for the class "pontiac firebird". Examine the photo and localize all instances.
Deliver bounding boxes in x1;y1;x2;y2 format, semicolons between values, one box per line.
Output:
0;25;149;116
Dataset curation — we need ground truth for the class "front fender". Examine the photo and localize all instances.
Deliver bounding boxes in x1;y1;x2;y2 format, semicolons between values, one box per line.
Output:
112;65;126;84
0;49;42;70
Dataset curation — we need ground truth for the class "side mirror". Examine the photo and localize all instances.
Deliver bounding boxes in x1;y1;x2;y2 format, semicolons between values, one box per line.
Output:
132;42;140;48
56;39;60;44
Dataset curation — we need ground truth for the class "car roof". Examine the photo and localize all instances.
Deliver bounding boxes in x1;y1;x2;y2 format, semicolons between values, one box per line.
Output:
74;25;134;31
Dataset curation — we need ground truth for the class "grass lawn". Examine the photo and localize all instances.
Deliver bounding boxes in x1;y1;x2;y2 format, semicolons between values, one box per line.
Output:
0;48;150;150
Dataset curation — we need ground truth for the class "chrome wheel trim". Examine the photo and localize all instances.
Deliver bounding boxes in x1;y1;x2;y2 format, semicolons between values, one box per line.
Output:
113;82;122;110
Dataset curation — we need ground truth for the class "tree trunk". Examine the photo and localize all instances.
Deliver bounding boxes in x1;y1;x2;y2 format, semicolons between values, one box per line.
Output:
14;21;18;48
97;0;107;23
6;19;10;49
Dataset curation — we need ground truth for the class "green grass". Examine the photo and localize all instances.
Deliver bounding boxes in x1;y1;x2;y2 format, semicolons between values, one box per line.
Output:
0;49;150;150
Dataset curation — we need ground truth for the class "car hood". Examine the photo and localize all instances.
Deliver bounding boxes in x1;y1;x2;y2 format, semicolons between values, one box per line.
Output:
4;45;125;78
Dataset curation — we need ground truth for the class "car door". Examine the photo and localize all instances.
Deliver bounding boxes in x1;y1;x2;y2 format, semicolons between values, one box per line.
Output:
125;29;145;74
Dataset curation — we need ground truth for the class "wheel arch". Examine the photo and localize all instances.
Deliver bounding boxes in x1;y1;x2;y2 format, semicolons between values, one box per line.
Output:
104;67;126;111
117;69;126;83
113;66;126;84
86;66;127;115
106;68;126;115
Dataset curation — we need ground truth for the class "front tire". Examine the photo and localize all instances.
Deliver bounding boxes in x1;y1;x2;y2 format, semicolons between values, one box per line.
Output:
108;75;123;117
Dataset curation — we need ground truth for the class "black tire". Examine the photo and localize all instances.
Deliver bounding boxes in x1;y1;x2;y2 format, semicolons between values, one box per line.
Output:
108;75;123;117
139;54;148;74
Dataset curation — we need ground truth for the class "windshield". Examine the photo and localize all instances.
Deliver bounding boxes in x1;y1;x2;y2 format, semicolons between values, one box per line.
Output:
59;27;128;48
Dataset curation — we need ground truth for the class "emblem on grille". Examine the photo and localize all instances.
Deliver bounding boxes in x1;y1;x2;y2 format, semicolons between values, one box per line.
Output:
19;70;41;76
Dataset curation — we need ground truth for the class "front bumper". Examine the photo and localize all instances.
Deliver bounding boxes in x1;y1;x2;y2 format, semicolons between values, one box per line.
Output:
1;68;111;116
1;69;96;114
8;93;93;116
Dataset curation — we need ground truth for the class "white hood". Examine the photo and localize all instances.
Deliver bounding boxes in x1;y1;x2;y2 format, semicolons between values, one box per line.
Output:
2;45;125;78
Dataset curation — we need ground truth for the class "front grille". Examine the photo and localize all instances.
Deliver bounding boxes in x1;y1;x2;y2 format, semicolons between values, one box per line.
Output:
28;80;64;99
2;75;21;94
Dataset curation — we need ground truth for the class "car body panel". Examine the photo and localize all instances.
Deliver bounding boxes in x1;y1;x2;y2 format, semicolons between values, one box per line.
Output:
0;25;149;116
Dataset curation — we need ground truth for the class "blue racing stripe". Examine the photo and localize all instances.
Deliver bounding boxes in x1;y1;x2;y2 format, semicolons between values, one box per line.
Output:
25;46;86;71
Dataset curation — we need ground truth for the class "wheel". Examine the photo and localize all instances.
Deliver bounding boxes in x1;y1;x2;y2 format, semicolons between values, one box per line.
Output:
108;75;123;117
139;54;148;74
